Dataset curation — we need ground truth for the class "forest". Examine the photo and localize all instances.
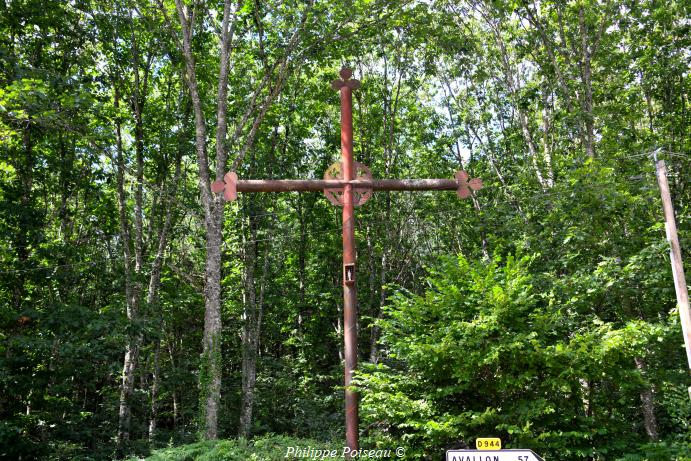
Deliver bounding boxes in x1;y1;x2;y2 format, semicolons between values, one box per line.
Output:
1;0;690;459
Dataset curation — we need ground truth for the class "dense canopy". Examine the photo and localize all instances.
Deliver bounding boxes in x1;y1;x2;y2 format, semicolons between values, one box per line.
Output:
1;0;689;459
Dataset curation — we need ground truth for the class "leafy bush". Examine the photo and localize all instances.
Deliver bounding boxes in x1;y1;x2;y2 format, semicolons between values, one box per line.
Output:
0;420;44;460
126;435;338;461
356;254;690;460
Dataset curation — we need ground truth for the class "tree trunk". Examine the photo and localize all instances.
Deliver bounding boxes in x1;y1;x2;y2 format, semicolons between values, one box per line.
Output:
540;84;555;187
167;0;303;438
579;377;592;418
369;224;388;364
336;312;344;363
485;13;550;188
172;0;235;439
368;254;386;364
147;148;182;442
13;120;33;311
239;253;270;435
202;220;223;440
167;339;179;429
578;6;595;157
114;83;141;446
296;194;307;335
370;65;398;363
634;357;659;441
115;20;155;441
239;202;272;437
148;340;160;442
239;225;257;438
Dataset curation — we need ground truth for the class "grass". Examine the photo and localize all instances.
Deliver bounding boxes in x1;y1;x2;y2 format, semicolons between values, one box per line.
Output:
125;435;340;461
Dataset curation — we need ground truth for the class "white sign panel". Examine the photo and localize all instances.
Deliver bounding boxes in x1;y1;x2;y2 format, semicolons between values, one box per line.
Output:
446;449;544;461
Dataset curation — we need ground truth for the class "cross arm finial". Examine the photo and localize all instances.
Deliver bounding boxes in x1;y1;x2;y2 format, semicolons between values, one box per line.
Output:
211;171;237;201
331;67;361;91
455;171;483;198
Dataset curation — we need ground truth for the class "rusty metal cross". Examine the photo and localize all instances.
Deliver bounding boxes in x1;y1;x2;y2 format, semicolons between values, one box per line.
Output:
212;68;482;452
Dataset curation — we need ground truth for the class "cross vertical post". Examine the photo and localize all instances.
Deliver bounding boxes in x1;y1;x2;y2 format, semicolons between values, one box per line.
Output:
338;69;359;451
211;67;482;455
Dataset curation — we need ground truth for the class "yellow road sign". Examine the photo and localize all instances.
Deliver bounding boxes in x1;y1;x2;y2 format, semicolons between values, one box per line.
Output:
476;438;501;450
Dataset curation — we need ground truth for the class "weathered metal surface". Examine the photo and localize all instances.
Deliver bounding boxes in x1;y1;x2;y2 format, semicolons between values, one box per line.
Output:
455;170;483;199
213;175;480;196
337;68;360;454
223;171;238;201
211;171;238;200
370;178;458;191
331;67;361;91
211;180;224;193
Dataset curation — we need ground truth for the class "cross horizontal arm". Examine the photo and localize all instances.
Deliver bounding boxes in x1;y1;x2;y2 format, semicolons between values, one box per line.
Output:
211;171;482;201
235;178;459;193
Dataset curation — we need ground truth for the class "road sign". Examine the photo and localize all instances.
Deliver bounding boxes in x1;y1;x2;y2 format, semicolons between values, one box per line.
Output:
446;449;544;461
476;438;501;450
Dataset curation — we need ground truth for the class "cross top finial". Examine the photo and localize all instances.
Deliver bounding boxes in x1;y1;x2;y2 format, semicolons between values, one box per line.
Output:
331;67;361;91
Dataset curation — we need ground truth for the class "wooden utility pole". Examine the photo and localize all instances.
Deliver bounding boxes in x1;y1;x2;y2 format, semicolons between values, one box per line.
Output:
212;68;482;453
654;159;691;396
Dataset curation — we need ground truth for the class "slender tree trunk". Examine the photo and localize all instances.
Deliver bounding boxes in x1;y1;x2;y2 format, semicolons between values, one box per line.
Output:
115;83;140;446
147;149;182;442
13;121;33;310
484;13;549;188
131;15;146;277
239;214;271;437
239;224;257;438
370;65;399;363
173;0;235;439
369;256;386;363
336;312;344;363
522;2;573;113
148;340;160;442
118;343;139;445
579;377;592;418
369;202;389;364
167;339;179;428
297;195;307;334
58;133;73;242
578;6;596;158
239;129;275;436
167;0;304;438
540;84;555;187
620;293;660;441
634;357;659;441
578;5;610;157
202;216;223;440
116;22;154;442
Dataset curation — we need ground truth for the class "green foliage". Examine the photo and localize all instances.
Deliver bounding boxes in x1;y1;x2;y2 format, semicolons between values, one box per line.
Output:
126;435;338;461
357;254;691;459
0;420;44;460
